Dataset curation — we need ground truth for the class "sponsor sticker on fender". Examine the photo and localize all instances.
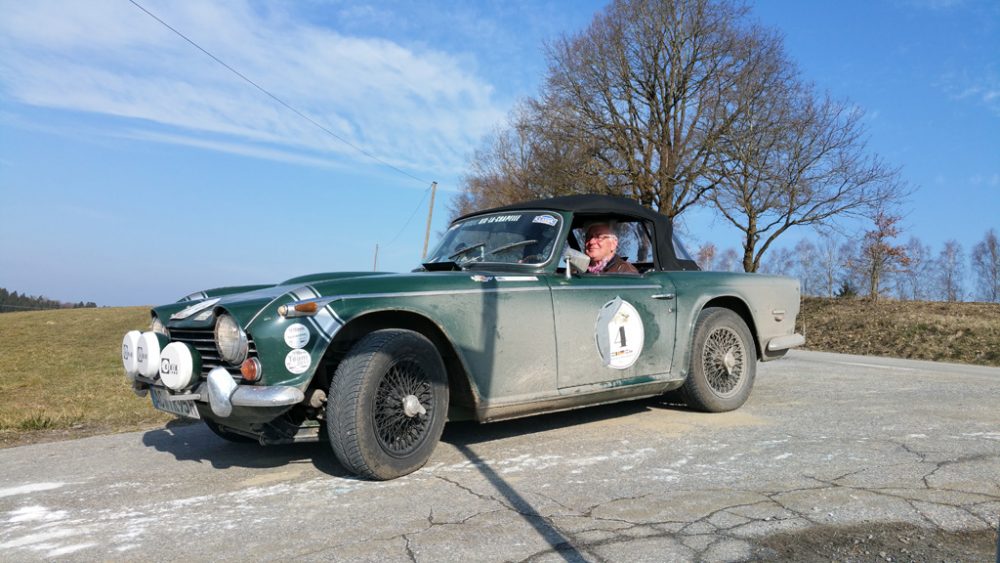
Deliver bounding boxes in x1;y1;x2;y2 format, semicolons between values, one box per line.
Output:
595;297;645;369
284;323;311;349
285;349;311;374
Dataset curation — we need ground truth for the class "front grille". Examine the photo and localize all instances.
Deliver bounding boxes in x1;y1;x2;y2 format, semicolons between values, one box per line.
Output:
169;327;257;380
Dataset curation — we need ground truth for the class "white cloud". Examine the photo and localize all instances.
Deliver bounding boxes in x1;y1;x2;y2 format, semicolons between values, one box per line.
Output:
0;0;506;178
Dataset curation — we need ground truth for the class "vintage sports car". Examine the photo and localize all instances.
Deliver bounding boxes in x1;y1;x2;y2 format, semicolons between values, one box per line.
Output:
121;195;804;480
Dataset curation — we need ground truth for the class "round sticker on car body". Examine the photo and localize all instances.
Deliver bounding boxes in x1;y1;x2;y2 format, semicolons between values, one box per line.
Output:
285;349;311;374
284;323;310;349
595;297;645;369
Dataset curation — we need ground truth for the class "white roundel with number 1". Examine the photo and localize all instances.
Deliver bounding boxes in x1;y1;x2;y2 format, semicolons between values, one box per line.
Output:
595;297;645;369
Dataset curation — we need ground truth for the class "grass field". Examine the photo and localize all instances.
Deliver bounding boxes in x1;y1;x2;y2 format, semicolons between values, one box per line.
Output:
0;307;171;446
1;298;997;447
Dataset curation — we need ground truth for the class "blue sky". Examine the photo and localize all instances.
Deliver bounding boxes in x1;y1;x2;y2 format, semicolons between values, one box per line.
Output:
1;0;997;306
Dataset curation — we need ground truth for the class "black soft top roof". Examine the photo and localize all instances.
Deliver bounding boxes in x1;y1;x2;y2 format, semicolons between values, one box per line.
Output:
457;194;698;271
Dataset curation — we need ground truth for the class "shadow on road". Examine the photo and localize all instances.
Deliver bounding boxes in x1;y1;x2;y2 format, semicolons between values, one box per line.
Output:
142;396;693;479
141;420;353;478
441;394;689;445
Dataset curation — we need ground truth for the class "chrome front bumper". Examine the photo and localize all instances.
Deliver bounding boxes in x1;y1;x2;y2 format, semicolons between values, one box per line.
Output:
133;368;304;418
767;333;806;351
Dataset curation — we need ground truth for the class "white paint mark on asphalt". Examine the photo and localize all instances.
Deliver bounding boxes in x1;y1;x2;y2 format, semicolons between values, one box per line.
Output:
906;434;928;439
0;483;65;498
836;361;915;372
0;527;84;549
6;506;68;524
774;453;793;460
47;542;97;557
962;432;1000;440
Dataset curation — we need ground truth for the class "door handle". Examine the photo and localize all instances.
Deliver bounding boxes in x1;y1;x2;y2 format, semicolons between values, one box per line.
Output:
651;293;675;300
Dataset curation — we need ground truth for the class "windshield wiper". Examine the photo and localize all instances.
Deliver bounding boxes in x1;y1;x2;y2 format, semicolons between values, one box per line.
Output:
448;242;487;267
485;239;537;257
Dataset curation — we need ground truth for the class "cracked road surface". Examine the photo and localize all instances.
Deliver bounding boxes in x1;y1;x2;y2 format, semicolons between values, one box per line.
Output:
1;350;998;561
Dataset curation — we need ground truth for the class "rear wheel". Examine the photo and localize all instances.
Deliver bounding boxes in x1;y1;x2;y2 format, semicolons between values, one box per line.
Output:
327;329;449;480
681;308;756;412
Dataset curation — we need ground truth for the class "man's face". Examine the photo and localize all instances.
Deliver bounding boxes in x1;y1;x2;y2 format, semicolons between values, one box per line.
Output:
585;224;618;263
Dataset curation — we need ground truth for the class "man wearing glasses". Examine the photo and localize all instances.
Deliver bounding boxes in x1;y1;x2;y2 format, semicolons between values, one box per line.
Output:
584;222;639;274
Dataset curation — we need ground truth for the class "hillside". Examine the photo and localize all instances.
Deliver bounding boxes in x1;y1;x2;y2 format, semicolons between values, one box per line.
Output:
0;307;171;446
797;297;1000;366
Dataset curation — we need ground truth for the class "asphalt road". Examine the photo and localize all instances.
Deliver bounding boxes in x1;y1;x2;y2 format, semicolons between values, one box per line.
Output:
1;350;998;562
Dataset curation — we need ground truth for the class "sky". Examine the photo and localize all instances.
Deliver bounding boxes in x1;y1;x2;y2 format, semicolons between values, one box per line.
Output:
0;0;997;306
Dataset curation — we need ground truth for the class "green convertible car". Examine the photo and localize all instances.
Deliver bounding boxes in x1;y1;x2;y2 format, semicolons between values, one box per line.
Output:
122;195;804;480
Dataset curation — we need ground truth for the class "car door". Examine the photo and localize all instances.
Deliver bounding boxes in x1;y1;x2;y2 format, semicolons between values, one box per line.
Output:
549;271;677;389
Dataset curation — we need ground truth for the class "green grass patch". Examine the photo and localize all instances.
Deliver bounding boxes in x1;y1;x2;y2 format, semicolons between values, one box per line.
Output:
0;307;172;446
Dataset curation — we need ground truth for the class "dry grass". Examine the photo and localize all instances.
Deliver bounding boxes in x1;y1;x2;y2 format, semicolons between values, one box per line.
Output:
797;297;1000;366
0;307;172;447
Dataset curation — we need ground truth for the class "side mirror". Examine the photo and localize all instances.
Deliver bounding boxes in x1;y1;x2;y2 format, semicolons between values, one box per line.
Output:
563;248;590;279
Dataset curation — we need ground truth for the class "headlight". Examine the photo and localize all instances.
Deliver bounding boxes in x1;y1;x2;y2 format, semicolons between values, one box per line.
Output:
214;313;248;364
151;316;169;337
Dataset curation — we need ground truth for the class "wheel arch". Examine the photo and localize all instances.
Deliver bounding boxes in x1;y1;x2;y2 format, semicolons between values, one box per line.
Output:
314;309;479;420
698;296;762;360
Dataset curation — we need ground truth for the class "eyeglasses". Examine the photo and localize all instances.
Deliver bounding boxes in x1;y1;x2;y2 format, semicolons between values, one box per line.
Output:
586;234;617;241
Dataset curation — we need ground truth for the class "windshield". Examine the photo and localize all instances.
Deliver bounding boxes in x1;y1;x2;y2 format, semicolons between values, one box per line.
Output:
425;211;563;267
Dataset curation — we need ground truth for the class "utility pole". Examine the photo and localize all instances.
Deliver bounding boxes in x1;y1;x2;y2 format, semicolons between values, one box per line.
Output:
373;243;379;271
421;181;437;259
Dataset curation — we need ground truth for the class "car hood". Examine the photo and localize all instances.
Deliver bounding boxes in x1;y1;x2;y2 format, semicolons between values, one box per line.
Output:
155;269;539;329
154;271;393;328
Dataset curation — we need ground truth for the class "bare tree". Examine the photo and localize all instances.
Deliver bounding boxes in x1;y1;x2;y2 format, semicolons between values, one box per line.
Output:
793;238;824;296
895;237;932;301
936;240;965;302
714;247;741;272
695;242;717;270
542;0;772;217
450;103;607;217
856;209;909;302
759;246;795;276
708;61;905;273
814;233;842;297
971;228;1000;302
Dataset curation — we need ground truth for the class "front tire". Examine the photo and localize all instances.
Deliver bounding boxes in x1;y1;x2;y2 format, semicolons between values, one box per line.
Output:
327;329;449;480
681;308;756;412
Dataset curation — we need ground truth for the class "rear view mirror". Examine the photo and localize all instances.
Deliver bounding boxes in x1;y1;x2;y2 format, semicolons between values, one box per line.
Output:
563;248;590;279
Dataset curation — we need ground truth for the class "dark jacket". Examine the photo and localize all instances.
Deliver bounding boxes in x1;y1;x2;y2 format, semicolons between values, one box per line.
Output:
603;255;639;274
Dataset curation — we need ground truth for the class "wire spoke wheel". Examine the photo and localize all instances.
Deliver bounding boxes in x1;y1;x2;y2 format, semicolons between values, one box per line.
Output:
681;308;756;413
372;361;433;457
702;326;745;397
327;329;449;480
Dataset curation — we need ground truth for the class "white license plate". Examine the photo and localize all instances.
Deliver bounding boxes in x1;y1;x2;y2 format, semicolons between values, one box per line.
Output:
150;387;201;419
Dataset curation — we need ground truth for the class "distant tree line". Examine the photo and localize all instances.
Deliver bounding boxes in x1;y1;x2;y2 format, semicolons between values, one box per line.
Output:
694;228;1000;303
0;288;97;313
453;0;906;274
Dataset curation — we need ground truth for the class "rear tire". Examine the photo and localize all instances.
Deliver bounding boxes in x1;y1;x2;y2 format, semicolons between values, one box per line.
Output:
327;329;449;480
681;308;756;412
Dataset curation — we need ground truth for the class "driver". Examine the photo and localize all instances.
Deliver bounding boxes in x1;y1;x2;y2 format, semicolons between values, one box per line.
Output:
585;222;638;274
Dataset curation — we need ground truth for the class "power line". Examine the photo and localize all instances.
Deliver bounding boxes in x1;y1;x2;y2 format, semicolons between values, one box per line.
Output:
127;0;430;186
385;184;433;247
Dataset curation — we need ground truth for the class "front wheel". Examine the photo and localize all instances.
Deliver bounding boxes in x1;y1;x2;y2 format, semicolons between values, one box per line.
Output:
681;308;756;412
327;329;449;480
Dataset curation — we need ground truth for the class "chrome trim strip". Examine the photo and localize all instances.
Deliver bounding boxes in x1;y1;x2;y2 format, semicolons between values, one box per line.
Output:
329;287;551;301
551;284;662;291
767;333;805;351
